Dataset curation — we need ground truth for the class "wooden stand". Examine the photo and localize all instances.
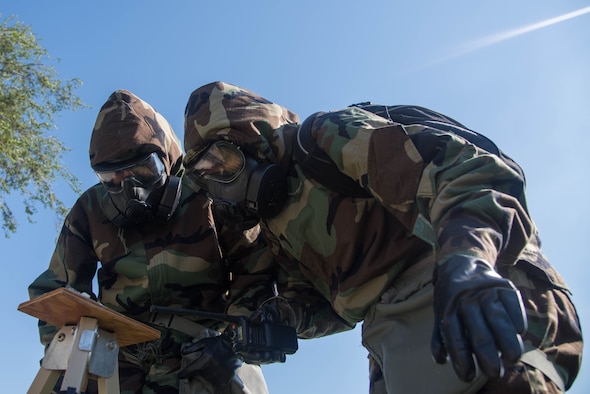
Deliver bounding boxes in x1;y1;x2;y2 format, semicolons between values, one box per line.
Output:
19;288;161;394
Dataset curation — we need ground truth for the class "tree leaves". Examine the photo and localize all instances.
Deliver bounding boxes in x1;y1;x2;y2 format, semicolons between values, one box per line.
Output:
0;15;88;236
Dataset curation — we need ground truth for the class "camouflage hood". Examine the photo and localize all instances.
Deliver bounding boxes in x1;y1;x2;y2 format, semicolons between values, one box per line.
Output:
183;81;300;169
90;90;183;175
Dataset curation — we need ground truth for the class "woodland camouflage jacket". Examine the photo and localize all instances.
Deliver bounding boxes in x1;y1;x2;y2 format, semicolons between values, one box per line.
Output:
184;82;570;329
28;90;265;346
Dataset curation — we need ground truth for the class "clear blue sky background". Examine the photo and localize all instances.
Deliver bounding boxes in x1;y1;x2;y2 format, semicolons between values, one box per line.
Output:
2;1;589;393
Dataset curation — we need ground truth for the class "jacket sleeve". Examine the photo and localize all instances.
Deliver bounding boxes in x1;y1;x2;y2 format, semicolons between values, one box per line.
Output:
313;108;533;269
221;225;278;316
28;197;98;346
225;235;355;338
276;263;356;339
425;139;532;266
368;121;533;268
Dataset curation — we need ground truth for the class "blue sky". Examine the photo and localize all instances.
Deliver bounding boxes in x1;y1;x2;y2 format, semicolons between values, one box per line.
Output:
2;1;589;393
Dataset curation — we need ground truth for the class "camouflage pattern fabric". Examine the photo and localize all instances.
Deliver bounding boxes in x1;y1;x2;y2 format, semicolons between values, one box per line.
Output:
29;89;272;393
184;82;299;170
183;81;582;392
185;82;356;338
90;89;183;174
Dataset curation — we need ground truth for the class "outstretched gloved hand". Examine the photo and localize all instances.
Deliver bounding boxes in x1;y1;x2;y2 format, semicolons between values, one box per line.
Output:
179;335;242;386
431;255;527;382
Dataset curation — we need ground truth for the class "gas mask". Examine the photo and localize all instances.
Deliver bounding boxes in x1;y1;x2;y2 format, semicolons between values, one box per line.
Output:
94;152;181;228
186;141;287;230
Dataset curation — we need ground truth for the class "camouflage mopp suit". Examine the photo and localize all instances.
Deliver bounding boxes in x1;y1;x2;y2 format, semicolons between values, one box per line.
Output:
183;81;583;393
28;90;270;393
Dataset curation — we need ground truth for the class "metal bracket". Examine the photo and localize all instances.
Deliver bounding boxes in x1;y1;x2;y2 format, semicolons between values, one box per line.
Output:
31;317;120;393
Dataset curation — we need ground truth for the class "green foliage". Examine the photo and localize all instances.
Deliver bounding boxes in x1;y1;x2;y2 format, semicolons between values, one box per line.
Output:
0;14;88;236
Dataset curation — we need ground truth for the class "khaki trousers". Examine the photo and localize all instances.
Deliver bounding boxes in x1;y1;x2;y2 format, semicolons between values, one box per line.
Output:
362;283;487;394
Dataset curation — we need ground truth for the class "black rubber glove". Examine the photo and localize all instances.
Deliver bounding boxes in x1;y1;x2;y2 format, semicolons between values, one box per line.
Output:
179;335;242;385
431;255;527;382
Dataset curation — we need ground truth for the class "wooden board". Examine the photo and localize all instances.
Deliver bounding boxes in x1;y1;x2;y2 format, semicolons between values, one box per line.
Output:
18;288;160;347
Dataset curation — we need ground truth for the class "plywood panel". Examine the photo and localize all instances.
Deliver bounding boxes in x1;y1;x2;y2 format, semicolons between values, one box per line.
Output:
18;288;160;347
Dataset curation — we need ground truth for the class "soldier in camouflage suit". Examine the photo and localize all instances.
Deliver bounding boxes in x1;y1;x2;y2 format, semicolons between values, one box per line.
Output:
182;81;583;393
28;90;271;394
